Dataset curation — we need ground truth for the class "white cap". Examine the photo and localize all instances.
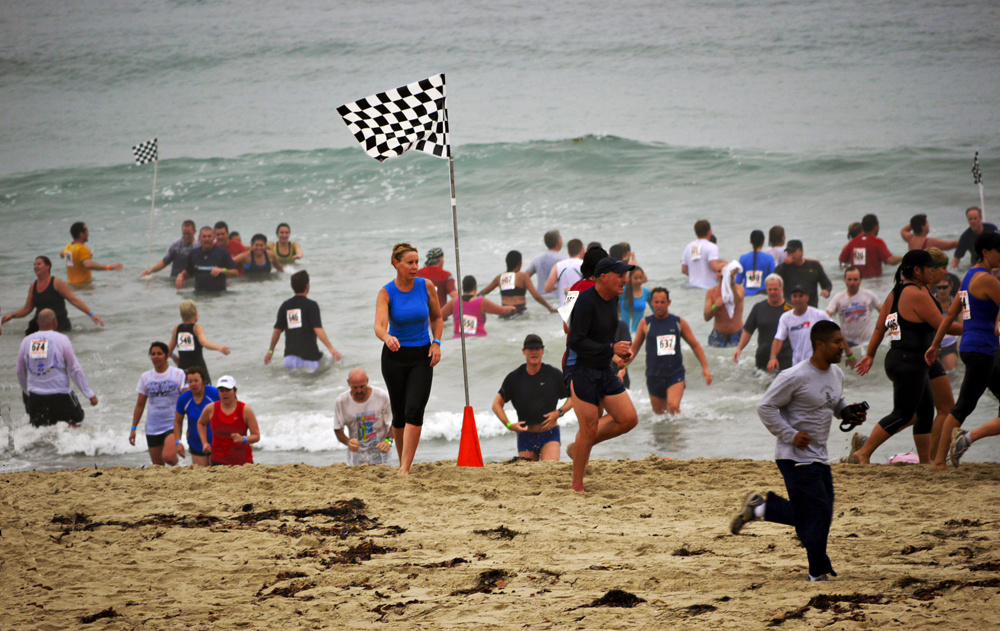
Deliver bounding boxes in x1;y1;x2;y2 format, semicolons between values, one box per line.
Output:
216;375;237;389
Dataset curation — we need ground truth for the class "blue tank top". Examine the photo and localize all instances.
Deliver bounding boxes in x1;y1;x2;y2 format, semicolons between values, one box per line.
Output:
621;286;650;333
958;267;1000;355
644;314;685;378
384;279;431;347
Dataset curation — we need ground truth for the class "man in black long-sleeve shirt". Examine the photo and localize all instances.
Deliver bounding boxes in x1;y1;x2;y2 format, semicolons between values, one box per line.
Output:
775;240;832;308
567;258;638;492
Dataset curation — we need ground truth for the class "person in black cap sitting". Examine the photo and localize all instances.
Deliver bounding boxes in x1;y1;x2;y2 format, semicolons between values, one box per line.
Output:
492;334;572;461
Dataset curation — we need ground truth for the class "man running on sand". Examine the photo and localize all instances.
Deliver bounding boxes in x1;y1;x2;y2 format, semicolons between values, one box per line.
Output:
566;257;638;492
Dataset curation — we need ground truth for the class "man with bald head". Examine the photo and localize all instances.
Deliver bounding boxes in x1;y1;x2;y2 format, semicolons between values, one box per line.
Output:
17;309;98;427
333;368;394;465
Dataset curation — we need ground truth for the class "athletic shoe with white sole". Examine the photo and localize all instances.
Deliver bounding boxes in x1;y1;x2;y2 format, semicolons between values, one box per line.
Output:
729;492;764;535
949;428;972;468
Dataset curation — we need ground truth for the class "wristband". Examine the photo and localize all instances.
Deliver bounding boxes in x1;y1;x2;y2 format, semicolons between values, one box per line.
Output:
506;421;513;430
130;426;137;431
106;265;111;270
711;304;717;311
221;268;227;273
384;438;392;443
432;339;441;346
176;440;182;445
558;409;565;417
267;349;274;355
89;311;95;317
243;436;247;443
846;354;855;360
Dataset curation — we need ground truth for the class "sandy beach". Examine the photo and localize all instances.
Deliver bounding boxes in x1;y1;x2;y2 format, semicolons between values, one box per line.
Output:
2;457;999;630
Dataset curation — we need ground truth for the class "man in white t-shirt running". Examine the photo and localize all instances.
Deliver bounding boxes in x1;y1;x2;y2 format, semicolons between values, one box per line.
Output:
826;266;880;369
545;238;585;306
681;219;725;289
333;368;393;466
769;286;832;371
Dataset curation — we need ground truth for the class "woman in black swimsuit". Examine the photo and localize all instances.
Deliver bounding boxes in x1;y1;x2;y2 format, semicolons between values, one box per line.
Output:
479;250;557;317
233;234;284;278
2;256;104;334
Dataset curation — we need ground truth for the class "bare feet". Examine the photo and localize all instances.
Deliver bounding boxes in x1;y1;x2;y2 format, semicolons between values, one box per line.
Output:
931;461;948;473
397;468;410;476
566;442;576;461
571;483;585;493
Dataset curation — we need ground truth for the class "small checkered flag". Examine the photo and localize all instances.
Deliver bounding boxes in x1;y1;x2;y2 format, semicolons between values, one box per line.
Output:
337;75;450;163
973;152;983;186
132;138;158;165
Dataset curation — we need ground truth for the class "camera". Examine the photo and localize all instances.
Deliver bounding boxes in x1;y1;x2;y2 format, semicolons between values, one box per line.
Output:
838;401;869;432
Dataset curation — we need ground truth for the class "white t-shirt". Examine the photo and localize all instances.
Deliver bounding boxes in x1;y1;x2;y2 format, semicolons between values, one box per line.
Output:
775;307;833;366
333;387;392;465
826;288;880;344
136;367;187;435
553;258;584;306
680;239;719;289
766;246;786;266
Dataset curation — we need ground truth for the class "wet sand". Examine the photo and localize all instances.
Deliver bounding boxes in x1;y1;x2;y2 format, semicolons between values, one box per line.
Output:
2;457;999;630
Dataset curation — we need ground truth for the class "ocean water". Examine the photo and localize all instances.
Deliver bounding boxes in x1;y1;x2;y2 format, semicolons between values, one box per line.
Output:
2;0;999;472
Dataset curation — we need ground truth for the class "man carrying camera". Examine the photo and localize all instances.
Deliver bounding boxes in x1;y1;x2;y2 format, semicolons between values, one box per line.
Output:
729;321;867;582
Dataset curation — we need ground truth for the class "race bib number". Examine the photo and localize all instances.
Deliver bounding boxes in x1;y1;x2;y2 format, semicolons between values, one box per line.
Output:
558;290;580;325
656;335;677;356
690;243;702;261
177;332;195;352
64;252;74;267
853;248;866;266
462;314;478;335
286;308;302;329
746;270;762;288
958;290;971;320
29;339;49;359
885;312;900;342
500;273;516;291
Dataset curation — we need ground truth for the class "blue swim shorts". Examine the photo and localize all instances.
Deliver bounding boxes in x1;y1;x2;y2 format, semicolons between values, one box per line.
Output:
708;329;742;348
517;426;561;454
646;372;685;399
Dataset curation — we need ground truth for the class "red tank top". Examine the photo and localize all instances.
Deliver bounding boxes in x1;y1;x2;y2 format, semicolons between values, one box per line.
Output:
210;401;252;465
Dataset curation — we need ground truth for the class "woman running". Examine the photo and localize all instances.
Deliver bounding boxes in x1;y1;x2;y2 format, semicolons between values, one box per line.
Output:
853;250;960;464
375;242;443;475
196;375;260;466
173;366;219;467
479;250;557;317
2;256;104;334
925;232;1000;471
130;342;188;466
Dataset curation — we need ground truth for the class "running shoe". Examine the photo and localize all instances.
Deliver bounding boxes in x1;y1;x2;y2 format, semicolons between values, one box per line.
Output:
808;574;830;581
846;432;867;464
729;492;764;535
949;428;972;468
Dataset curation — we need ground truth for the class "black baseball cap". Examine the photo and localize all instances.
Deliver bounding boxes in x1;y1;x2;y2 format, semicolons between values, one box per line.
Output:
523;334;544;349
594;257;635;277
789;285;808;295
785;239;803;252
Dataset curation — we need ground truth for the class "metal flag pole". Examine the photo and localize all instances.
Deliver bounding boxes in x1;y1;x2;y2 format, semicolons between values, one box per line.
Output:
145;159;159;271
448;155;470;407
973;151;985;214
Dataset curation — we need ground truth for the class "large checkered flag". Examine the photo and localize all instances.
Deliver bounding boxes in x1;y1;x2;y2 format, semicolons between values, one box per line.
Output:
973;152;986;214
132;138;160;273
337;75;450;163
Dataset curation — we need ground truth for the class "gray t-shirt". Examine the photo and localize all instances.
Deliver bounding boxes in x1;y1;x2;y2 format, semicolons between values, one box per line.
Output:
163;238;196;277
757;360;847;464
526;250;566;298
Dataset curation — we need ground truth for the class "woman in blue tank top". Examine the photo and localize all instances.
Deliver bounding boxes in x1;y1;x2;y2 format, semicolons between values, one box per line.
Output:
375;242;443;475
926;231;1000;471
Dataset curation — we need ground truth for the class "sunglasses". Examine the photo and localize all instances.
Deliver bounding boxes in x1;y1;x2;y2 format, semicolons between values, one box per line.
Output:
935;285;950;291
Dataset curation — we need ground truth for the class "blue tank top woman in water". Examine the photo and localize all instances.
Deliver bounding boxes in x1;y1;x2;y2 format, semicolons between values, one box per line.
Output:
622;286;651;333
958;267;1000;355
384;279;431;347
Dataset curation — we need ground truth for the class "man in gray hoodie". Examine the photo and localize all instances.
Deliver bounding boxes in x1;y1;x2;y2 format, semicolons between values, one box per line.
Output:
729;320;866;582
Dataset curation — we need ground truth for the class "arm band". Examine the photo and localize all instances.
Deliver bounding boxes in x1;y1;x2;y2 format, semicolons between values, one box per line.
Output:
89;311;95;317
130;426;137;431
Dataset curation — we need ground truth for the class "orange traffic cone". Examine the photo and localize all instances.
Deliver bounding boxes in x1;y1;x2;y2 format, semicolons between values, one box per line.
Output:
457;405;484;467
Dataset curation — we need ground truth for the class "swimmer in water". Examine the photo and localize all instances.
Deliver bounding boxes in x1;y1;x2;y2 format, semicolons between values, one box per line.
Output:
232;233;284;277
273;222;304;264
479;250;557;317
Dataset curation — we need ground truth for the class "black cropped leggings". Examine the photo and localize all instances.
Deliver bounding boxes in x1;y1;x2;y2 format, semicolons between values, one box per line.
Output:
879;348;933;436
381;344;433;428
950;351;1000;424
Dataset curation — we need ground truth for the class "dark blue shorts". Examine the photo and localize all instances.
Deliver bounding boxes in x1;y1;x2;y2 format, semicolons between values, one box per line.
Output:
646;372;685;398
570;365;626;406
517;426;561;454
